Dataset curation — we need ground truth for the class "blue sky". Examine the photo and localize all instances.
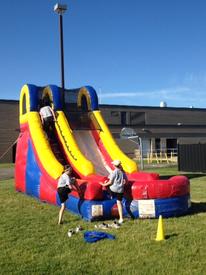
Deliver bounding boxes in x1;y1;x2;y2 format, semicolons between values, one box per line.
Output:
1;0;206;108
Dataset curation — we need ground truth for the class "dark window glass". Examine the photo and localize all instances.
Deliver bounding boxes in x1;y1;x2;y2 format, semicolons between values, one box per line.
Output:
22;94;26;114
155;138;160;155
166;139;177;156
111;111;119;117
81;95;88;112
130;112;145;125
121;112;127;126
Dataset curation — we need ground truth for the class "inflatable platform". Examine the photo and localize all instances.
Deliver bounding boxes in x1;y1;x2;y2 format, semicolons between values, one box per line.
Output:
15;84;191;221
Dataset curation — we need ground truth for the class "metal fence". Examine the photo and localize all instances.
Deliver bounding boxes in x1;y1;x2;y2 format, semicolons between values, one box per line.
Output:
178;143;206;172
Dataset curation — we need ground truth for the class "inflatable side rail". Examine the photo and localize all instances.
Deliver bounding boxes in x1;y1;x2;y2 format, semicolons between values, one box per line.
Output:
76;86;138;174
77;86;99;111
92;111;137;174
19;84;63;179
46;85;95;177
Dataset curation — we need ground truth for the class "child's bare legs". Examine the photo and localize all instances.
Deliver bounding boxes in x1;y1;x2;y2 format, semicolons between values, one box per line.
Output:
58;203;66;224
116;200;123;223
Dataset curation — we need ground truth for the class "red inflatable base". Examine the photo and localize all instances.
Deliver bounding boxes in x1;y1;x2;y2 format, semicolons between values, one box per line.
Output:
131;175;189;199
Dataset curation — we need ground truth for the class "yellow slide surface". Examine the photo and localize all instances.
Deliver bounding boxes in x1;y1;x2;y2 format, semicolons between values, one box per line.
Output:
55;111;95;176
19;84;94;180
92;110;138;174
19;85;63;179
28;112;63;179
26;111;94;179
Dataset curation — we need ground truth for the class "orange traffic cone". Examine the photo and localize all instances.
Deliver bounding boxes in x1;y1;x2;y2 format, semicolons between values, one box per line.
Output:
155;215;165;241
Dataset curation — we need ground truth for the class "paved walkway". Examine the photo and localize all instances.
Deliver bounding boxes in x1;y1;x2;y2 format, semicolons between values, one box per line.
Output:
0;167;14;180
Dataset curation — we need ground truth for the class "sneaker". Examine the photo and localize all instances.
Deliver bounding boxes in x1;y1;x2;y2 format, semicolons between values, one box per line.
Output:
95;222;108;230
67;230;75;237
75;225;83;233
118;219;124;224
108;221;120;229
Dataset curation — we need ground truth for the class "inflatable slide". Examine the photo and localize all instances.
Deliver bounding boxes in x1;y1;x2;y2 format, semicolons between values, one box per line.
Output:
15;84;191;220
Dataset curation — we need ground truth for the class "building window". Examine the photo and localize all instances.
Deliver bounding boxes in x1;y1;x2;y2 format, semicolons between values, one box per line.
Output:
166;139;177;156
111;111;119;117
155;138;160;154
130;112;145;125
121;112;127;126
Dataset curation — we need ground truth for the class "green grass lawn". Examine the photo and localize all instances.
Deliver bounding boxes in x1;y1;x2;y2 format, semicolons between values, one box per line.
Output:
0;163;14;168
1;166;206;274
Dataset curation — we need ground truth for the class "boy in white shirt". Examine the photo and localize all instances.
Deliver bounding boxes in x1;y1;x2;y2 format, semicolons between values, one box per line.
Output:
57;166;81;225
39;104;56;138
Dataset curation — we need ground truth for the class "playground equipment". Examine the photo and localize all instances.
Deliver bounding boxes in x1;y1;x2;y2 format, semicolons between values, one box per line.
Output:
147;150;178;164
15;84;190;221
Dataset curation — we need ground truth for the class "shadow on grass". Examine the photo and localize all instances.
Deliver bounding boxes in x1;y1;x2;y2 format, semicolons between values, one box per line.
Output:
165;233;178;240
160;173;206;180
189;202;206;215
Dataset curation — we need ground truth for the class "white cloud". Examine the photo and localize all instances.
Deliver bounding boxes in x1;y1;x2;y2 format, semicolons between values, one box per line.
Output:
98;86;191;100
98;72;206;107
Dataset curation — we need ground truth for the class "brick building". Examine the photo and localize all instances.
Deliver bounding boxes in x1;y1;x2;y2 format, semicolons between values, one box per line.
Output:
1;99;206;163
0;100;19;163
